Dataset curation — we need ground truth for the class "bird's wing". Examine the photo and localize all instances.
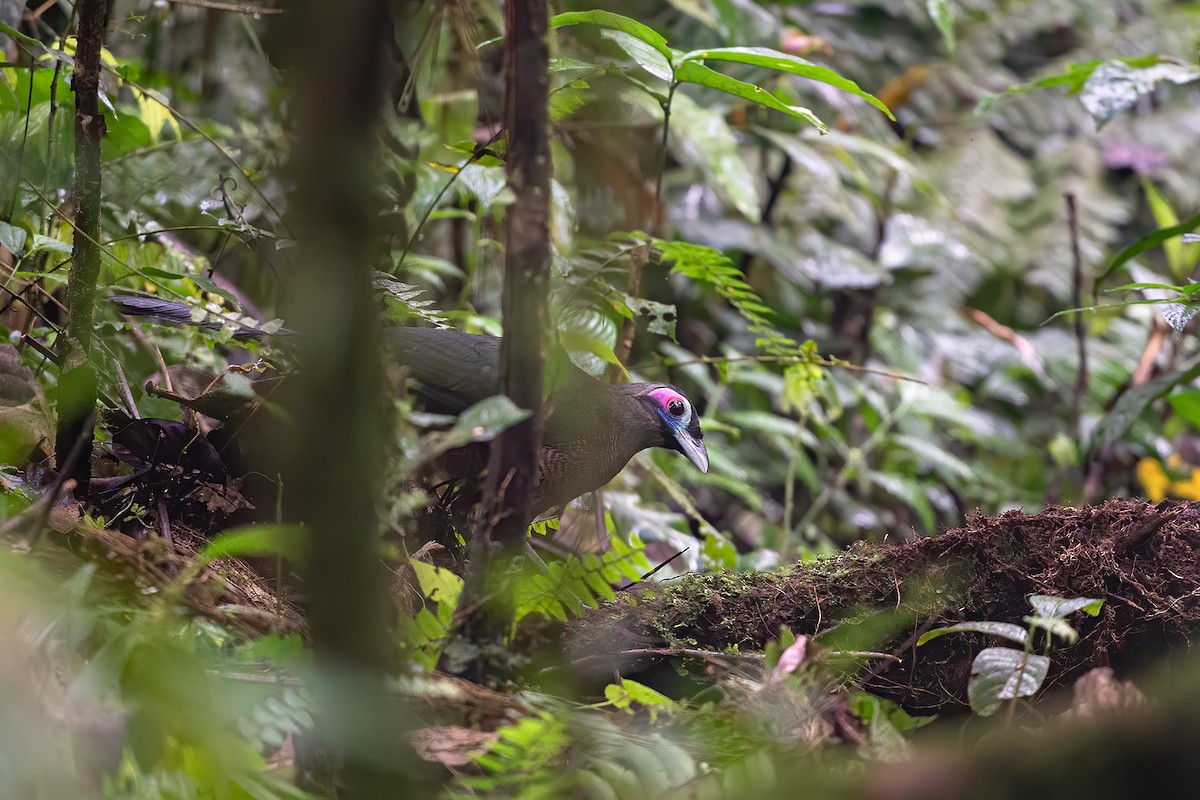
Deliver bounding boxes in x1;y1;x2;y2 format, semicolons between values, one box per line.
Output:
383;327;501;412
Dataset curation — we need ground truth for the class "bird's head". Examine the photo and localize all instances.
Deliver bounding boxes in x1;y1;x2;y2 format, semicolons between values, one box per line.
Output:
641;385;709;474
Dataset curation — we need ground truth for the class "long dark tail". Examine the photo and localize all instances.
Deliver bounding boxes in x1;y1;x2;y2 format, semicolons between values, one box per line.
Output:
107;295;295;341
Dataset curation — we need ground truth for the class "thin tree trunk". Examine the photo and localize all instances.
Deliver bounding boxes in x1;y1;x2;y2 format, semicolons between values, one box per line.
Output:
441;0;552;684
484;0;551;546
56;0;111;501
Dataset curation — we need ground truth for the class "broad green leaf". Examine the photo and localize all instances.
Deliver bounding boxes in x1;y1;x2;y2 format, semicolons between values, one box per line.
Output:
195;524;309;564
410;559;463;611
1141;179;1200;282
1169;389;1200;429
0;220;27;254
550;10;674;63
558;307;623;377
678;47;894;120
701;530;737;570
134;87;183;143
142;266;189;280
597;29;674;82
664;0;717;29
1110;281;1185;293
917;621;1029;647
675;60;827;132
1090;360;1200;451
668;91;760;221
420;395;532;461
968;647;1049;716
29;234;71;255
1027;595;1103;619
1101;210;1200;285
870;472;935;533
620;679;675;708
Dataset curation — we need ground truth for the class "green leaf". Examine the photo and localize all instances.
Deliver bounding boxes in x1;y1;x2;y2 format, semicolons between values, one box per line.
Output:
968;647;1049;716
420;396;532;461
558;305;622;377
620;678;675;708
550;10;675;64
668;91;760;221
678;46;894;120
605;682;633;710
926;0;956;56
969;647;1046;714
142;266;189;280
627;297;677;340
195;524;309;564
1100;210;1200;286
0;22;54;52
1110;281;1186;293
410;559;464;610
0;220;28;254
975;56;1161;115
28;234;71;255
596;29;674;83
1090;360;1200;451
1141;179;1200;281
917;621;1029;647
1027;595;1103;619
701;530;737;570
675;60;827;132
870;472;935;533
1169;389;1200;429
1023;615;1078;644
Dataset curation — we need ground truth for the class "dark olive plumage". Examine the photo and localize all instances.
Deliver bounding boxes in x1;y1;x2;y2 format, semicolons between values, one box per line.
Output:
384;328;707;514
104;297;708;515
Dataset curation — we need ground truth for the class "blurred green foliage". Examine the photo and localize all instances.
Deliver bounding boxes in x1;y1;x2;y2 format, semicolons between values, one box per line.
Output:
1;0;1200;796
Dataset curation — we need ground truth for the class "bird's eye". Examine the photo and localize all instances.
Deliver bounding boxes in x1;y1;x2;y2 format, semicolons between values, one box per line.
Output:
667;399;686;417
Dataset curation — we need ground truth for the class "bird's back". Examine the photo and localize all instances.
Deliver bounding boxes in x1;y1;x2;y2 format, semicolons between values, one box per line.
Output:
383;327;501;413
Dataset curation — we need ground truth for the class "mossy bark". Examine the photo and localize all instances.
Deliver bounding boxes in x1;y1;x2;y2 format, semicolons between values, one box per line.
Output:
568;500;1200;713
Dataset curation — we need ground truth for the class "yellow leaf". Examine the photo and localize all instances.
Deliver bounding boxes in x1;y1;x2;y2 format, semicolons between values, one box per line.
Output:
1137;457;1169;501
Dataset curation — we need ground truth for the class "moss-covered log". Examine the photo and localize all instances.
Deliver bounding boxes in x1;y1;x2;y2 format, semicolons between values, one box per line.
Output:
567;500;1200;713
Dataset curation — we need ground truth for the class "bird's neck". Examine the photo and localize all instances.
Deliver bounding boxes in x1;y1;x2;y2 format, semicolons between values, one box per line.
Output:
531;383;660;513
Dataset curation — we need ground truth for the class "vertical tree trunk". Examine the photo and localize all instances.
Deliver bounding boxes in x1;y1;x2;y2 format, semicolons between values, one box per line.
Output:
283;0;423;795
484;0;552;546
56;0;111;501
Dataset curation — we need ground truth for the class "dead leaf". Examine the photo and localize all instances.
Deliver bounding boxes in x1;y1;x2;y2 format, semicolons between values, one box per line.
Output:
409;725;497;769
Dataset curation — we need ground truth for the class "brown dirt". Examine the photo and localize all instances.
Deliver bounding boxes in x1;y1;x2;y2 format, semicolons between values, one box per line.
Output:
567;499;1200;713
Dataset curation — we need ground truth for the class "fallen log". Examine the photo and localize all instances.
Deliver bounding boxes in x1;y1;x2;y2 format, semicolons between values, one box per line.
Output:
567;500;1200;713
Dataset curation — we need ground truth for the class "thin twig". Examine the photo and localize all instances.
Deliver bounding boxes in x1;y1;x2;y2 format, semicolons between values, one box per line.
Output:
1066;193;1088;443
617;547;689;591
165;0;283;14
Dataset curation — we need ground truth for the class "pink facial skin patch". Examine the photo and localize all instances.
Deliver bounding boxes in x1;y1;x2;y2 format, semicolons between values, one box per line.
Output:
648;387;687;410
648;387;691;426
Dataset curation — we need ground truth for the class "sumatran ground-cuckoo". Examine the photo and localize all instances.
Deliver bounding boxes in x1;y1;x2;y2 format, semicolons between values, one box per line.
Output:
109;296;708;518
